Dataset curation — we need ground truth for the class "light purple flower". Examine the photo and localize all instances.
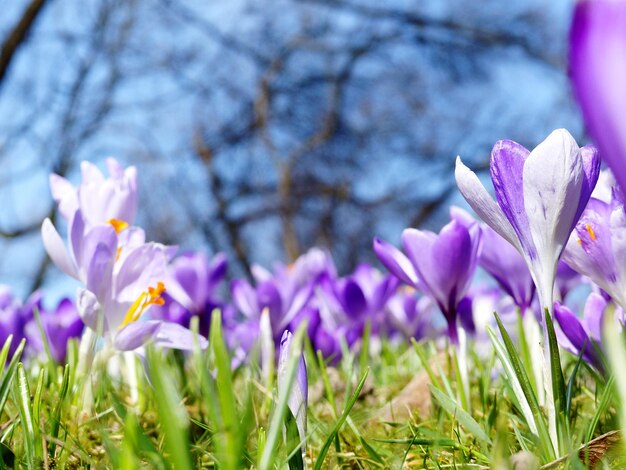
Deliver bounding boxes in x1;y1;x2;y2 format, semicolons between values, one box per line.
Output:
231;276;312;342
562;192;626;310
455;129;600;313
50;158;138;227
278;330;307;443
374;219;481;343
570;0;626;193
159;251;229;335
554;293;607;374
42;208;205;352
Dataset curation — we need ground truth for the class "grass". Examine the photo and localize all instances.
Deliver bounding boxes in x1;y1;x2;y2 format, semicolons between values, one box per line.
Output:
0;310;624;469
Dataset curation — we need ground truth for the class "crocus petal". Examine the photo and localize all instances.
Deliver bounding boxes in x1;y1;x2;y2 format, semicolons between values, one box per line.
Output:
231;279;259;318
41;218;79;279
257;281;283;331
76;288;102;331
574;145;602;225
372;237;419;287
114;320;162;351
583;292;607;342
153;321;208;350
341;279;367;318
85;242;116;301
554;302;604;372
455;157;520;251
278;330;307;442
207;252;228;288
68;210;85;270
280;284;313;329
490;139;535;256
479;226;535;310
570;0;626;194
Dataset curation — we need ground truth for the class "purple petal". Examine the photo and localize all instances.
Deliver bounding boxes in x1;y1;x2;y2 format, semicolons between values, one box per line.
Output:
257;281;283;331
573;145;601;227
68;210;85;270
372;237;419;287
153;321;208;350
114;320;162;351
231;279;259;318
340;279;367;319
280;284;313;329
207;253;228;288
582;292;606;342
490;139;536;258
278;330;308;441
457;296;475;334
570;0;626;195
554;302;604;372
479;226;535;310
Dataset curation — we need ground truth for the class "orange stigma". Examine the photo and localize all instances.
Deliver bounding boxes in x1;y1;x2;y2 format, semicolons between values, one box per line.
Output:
108;219;129;234
119;281;166;328
585;224;596;241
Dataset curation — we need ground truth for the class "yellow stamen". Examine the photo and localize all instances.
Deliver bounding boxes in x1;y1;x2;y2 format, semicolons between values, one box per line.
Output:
119;281;166;329
116;247;123;262
585;224;596;241
108;218;129;234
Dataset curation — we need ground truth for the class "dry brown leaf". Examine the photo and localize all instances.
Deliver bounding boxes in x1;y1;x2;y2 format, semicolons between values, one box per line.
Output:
376;352;447;423
540;430;622;470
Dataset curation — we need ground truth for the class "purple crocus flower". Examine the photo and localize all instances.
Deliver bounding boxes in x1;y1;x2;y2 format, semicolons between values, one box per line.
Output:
374;219;481;343
159;251;229;336
570;0;626;193
0;287;28;355
278;330;307;443
562;192;626;310
554;293;607;374
387;290;443;341
452;207;535;313
42;208;205;353
455;129;600;314
24;298;84;363
231;275;312;343
50;158;138;227
315;263;399;345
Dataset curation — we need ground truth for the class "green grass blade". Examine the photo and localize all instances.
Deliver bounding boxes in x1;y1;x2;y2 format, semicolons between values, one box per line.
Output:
48;364;71;458
209;309;241;469
491;315;555;461
428;384;491;446
147;347;194;470
585;375;614;443
16;363;39;469
0;340;25;418
313;369;369;470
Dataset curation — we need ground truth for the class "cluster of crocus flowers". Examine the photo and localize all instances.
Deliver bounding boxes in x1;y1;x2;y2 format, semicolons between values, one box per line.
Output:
0;287;83;362
42;159;207;366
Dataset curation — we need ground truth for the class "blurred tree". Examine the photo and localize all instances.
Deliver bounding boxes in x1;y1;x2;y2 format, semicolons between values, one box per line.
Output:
0;0;582;296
